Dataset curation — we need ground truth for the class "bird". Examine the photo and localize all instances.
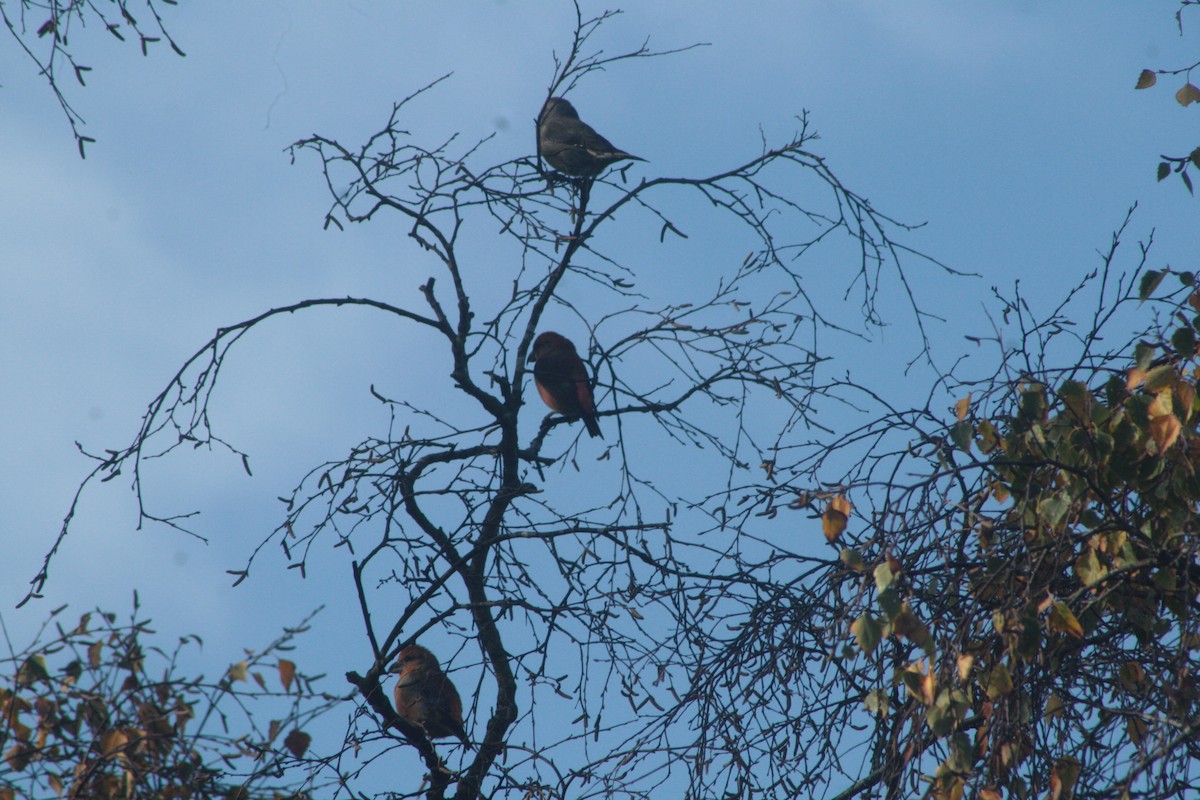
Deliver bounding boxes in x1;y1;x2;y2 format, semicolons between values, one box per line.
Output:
537;97;645;178
528;331;603;438
390;645;471;747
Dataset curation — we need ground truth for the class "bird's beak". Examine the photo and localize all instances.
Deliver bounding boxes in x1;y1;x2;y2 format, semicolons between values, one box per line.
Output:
526;352;536;363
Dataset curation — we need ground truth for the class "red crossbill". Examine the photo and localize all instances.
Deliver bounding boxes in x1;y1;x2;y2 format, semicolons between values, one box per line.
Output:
391;645;470;747
537;97;645;178
528;331;603;438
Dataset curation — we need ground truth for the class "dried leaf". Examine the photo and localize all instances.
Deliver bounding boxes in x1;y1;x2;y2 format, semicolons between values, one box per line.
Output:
902;662;935;705
284;729;311;758
822;496;852;542
279;659;296;692
1176;82;1200;106
1149;413;1182;453
1135;69;1156;89
1048;600;1085;639
954;394;971;421
1118;660;1147;692
99;729;128;758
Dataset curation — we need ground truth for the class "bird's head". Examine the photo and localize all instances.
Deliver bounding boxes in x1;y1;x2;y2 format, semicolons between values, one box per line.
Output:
540;96;579;122
391;645;439;674
528;331;574;363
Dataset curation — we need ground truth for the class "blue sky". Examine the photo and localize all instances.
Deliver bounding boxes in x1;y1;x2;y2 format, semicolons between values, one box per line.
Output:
2;1;1198;793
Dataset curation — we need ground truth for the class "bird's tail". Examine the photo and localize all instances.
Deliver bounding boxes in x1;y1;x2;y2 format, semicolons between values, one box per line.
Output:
584;414;603;439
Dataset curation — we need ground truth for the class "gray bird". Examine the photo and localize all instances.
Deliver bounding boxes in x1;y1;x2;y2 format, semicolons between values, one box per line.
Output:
537;97;645;178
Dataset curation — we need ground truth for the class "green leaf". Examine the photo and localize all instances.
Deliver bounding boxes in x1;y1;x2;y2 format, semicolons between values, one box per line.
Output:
840;548;866;571
874;561;895;592
1036;492;1071;528
1058;380;1091;419
16;655;50;687
1134;342;1156;370
851;614;883;655
950;420;973;453
1171;325;1197;357
927;702;954;736
1139;269;1166;300
877;587;902;620
863;688;889;716
985;663;1013;699
1144;364;1177;392
1075;547;1108;587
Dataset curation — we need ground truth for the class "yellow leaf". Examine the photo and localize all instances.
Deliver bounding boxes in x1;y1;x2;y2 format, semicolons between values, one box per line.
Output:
1044;692;1065;719
1147;388;1175;418
99;729;128;758
1048;600;1084;639
228;661;249;683
1176;82;1200;106
1149;413;1181;453
822;495;852;542
1145;365;1177;393
979;789;1002;800
902;661;935;705
279;659;296;692
955;394;971;421
1125;368;1147;390
956;655;975;682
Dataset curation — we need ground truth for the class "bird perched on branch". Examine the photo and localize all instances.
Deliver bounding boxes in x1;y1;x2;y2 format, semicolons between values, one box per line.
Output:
537;97;645;178
528;331;603;438
391;645;471;747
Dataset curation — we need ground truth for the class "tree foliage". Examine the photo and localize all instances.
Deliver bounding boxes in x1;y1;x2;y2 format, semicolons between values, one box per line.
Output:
1137;2;1200;193
800;215;1200;799
0;599;334;799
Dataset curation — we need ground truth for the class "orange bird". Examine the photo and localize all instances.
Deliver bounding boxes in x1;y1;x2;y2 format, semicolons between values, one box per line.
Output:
390;645;471;747
528;331;602;438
